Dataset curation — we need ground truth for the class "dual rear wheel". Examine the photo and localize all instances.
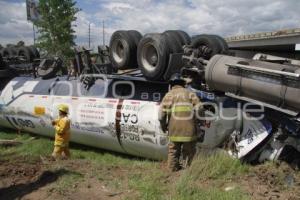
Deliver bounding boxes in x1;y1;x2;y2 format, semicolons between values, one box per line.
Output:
108;30;229;81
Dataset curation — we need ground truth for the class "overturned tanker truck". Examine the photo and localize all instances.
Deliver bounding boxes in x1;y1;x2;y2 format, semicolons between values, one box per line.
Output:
0;30;300;164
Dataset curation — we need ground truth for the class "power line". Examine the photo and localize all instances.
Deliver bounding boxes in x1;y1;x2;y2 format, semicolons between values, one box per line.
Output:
32;23;36;44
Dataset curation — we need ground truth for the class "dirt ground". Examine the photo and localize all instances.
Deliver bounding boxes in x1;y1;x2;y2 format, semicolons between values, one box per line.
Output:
1;155;300;200
237;163;300;200
0;157;131;200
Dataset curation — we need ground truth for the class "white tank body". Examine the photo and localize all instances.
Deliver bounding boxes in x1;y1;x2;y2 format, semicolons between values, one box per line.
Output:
0;76;266;161
0;77;169;160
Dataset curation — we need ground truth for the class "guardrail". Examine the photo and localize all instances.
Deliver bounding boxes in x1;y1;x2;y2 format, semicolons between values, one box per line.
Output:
226;28;300;42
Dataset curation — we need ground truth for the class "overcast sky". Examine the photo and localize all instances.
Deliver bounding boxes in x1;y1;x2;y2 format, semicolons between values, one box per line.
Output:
0;0;299;48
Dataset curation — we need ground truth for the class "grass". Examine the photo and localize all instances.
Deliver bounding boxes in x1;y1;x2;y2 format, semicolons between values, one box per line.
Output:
187;150;249;181
128;170;167;200
173;186;248;200
0;128;52;160
71;145;156;168
49;170;84;195
170;151;250;200
0;128;251;199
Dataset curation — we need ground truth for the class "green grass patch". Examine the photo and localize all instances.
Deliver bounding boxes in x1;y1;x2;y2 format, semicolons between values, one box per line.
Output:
169;150;250;200
0;128;52;160
49;170;84;195
128;170;167;200
174;184;248;200
72;146;154;168
0;129;252;199
187;150;249;181
70;141;159;170
0;128;20;140
174;174;249;200
0;129;158;171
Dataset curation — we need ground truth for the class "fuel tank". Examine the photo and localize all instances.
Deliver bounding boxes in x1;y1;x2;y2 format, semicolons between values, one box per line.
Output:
205;55;300;113
0;77;169;160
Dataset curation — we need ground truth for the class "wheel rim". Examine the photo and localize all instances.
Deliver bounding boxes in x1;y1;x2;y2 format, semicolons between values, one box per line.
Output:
141;43;159;72
112;39;126;64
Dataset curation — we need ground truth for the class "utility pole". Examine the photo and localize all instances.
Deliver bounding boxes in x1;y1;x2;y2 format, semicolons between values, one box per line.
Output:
88;23;91;48
102;20;105;46
33;24;36;44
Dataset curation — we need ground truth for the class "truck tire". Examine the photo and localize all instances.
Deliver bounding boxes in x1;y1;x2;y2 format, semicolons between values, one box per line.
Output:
0;68;15;78
127;30;142;47
176;30;191;45
137;33;170;80
1;48;9;58
109;30;137;70
2;48;9;58
191;35;223;59
2;47;17;58
0;54;5;69
29;46;40;59
17;46;34;62
208;35;229;54
164;30;191;47
127;30;142;66
4;46;17;57
37;58;61;80
0;48;4;57
10;47;17;56
163;31;183;53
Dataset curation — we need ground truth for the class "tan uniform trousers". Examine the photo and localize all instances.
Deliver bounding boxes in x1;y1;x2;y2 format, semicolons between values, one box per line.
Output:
168;141;196;171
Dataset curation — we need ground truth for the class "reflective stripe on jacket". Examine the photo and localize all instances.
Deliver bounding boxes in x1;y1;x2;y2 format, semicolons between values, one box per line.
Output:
54;116;71;147
159;85;201;142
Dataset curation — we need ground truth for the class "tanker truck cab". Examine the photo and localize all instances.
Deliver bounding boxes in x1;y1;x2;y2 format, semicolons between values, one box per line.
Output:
0;74;171;160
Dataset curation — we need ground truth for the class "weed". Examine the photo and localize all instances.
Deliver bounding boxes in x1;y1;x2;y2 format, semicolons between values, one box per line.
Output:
187;150;249;181
49;170;84;195
128;170;167;200
0;130;52;162
1;129;253;199
169;150;250;200
174;185;249;200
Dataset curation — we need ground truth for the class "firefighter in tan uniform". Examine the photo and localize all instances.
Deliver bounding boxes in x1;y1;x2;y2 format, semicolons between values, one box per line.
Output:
159;74;201;171
51;104;71;159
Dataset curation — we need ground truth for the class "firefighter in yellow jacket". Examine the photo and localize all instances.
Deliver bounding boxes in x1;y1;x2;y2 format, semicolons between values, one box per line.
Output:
51;104;71;159
159;74;202;171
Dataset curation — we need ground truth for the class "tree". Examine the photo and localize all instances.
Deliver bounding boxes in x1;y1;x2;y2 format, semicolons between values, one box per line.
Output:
34;0;79;60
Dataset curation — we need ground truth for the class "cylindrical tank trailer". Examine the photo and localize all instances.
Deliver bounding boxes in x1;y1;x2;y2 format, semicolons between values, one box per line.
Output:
205;55;300;113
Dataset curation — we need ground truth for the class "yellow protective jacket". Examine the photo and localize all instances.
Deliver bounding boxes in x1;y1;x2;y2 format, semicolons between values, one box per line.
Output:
53;116;71;147
159;85;201;142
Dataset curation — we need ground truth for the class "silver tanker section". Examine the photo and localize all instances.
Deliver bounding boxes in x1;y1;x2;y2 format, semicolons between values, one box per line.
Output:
205;55;300;115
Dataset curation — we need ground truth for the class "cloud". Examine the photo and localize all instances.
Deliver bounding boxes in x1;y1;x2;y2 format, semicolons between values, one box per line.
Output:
88;0;300;48
73;10;113;48
93;0;300;36
103;2;135;14
0;1;33;45
1;0;300;47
